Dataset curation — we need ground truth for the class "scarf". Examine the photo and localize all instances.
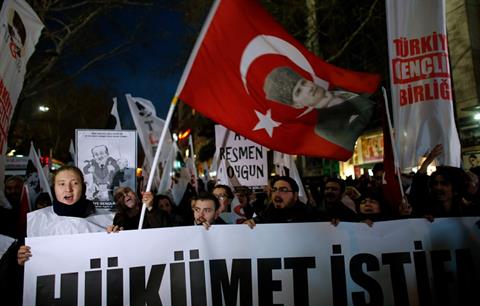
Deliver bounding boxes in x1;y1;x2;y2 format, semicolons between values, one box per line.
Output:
52;196;93;218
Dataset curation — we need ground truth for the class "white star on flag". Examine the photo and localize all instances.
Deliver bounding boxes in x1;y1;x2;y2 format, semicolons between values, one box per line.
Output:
253;109;280;137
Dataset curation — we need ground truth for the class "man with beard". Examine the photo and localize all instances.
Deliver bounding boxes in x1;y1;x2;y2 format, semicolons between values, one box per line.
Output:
420;166;469;221
192;193;226;229
320;177;358;226
244;176;316;228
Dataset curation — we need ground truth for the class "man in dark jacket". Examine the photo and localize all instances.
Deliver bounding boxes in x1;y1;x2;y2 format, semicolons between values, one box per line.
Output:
244;176;316;228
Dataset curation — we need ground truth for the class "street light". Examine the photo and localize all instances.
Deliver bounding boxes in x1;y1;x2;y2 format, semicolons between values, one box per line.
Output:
474;113;480;120
38;105;49;112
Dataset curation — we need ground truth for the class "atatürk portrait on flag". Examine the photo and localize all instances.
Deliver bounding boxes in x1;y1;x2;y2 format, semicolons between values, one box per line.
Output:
263;66;375;151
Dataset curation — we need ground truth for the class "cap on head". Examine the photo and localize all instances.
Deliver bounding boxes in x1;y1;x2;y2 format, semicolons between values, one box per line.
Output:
264;66;302;106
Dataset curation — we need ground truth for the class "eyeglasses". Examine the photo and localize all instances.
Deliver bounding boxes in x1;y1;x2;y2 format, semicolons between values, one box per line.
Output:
271;187;293;193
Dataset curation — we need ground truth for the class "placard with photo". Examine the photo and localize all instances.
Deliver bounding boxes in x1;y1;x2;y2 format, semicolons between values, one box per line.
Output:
76;129;137;210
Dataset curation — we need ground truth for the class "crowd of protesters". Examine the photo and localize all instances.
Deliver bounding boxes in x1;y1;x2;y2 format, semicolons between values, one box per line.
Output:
1;144;480;305
1;147;480;238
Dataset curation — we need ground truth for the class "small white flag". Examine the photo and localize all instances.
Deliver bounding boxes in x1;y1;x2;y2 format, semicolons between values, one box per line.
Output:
69;139;76;165
111;97;122;130
27;142;53;210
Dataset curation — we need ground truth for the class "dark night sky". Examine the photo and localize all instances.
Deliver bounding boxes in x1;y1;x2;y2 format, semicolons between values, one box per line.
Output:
74;3;198;129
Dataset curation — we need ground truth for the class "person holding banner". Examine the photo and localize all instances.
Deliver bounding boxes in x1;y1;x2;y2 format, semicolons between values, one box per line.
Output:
192;193;226;229
17;166;105;265
319;177;358;226
155;194;185;226
107;187;171;232
212;184;234;214
244;176;317;228
356;191;393;227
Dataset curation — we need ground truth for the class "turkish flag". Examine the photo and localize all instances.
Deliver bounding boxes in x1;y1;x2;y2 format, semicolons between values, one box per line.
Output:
177;0;381;160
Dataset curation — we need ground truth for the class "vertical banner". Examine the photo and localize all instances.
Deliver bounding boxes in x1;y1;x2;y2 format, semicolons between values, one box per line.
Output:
0;0;43;208
215;125;268;188
386;0;461;169
76;130;137;210
0;0;43;154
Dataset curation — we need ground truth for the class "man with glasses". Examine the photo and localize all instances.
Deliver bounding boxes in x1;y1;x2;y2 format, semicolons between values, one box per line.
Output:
244;176;315;228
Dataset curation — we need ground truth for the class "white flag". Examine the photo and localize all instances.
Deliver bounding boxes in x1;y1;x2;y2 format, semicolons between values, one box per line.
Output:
273;151;307;204
187;135;198;191
157;141;178;195
171;167;189;207
0;0;44;154
69;139;76;165
126;94;173;191
27;142;53;210
386;0;461;169
111;97;122;130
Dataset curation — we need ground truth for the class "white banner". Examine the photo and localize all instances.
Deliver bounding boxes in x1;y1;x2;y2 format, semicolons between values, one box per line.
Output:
0;0;43;154
386;0;461;169
23;217;480;306
215;125;267;187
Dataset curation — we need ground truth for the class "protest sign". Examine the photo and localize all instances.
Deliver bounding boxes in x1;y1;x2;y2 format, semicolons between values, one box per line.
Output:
76;129;137;210
215;125;267;188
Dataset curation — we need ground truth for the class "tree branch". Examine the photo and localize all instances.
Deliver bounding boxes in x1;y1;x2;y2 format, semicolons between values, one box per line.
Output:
326;0;380;63
23;41;131;99
36;0;153;12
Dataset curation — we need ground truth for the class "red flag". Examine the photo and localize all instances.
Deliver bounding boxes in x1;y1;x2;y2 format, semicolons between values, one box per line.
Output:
177;0;381;160
381;103;403;212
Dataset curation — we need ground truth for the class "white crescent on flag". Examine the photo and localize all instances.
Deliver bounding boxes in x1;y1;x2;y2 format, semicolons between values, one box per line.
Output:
239;35;329;93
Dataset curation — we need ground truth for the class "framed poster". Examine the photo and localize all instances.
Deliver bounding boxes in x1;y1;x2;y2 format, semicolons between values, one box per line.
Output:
360;134;384;164
76;130;137;210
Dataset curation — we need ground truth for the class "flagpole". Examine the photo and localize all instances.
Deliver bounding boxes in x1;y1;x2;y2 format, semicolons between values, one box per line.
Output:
138;96;178;229
382;87;405;199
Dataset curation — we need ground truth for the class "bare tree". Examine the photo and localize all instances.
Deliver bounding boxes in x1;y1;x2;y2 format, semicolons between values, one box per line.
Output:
21;0;154;99
6;0;159;158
